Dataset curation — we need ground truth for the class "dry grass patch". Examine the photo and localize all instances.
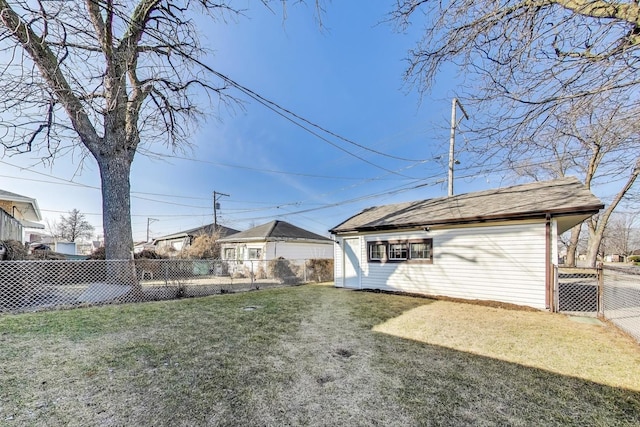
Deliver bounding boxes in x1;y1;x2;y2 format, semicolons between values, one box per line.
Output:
373;300;640;390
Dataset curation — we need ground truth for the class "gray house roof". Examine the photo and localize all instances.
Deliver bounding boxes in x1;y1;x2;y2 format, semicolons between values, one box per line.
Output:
0;189;42;222
219;220;331;243
330;177;603;235
154;223;240;243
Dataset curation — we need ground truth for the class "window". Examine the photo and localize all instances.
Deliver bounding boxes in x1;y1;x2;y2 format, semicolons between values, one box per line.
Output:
223;248;235;260
367;238;432;263
389;243;408;260
410;242;431;260
369;242;386;261
248;248;262;259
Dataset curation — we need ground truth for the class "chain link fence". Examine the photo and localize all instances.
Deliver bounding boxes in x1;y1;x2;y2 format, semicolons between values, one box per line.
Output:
556;265;640;343
555;267;601;315
602;265;640;343
0;258;334;313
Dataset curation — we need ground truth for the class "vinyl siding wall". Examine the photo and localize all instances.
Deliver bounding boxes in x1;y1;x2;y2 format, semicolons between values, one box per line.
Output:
265;241;333;260
222;241;333;261
336;221;549;309
334;240;344;287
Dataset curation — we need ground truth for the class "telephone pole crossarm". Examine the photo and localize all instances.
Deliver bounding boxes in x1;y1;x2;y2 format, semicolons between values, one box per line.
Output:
213;191;230;229
146;218;158;242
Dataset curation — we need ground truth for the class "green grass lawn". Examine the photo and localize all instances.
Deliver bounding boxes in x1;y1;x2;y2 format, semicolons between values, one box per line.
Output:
1;284;639;426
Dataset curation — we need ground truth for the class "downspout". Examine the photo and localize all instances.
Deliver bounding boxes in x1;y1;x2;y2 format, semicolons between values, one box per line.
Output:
545;214;553;312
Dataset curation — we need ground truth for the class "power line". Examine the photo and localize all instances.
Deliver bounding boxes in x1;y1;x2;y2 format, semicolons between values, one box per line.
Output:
5;143;637;221
73;0;427;178
136;148;414;181
202;70;427;162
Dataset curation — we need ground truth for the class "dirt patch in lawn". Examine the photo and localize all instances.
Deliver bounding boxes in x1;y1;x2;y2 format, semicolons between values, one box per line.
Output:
373;300;640;391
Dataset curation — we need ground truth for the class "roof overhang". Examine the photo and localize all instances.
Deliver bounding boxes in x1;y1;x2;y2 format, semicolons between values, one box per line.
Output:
8;198;42;222
20;219;45;229
220;237;332;244
331;205;604;235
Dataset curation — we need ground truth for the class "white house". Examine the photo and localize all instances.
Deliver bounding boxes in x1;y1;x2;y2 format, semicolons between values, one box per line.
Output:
0;189;44;242
219;220;333;262
153;223;240;256
330;177;603;311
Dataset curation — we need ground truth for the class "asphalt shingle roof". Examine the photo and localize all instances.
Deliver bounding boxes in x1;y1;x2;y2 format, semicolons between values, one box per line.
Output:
330;177;603;233
154;223;240;242
219;220;331;243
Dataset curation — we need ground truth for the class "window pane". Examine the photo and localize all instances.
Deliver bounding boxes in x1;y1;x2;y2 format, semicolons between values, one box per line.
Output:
410;242;430;259
389;243;408;260
248;248;262;259
369;243;385;260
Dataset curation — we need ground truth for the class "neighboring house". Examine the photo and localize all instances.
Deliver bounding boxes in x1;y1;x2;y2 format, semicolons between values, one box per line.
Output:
133;241;156;254
153;223;240;255
218;220;333;262
77;240;102;256
29;238;77;255
604;254;625;263
330;177;603;311
0;189;44;242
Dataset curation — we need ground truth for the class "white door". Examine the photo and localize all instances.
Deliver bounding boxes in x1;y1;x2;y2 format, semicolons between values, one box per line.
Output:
343;238;361;289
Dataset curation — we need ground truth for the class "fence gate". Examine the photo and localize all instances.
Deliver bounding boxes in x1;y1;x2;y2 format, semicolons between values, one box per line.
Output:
554;266;602;316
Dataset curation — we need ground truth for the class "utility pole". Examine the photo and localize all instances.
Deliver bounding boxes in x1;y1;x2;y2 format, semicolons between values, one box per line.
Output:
448;98;469;197
146;218;158;242
213;191;230;229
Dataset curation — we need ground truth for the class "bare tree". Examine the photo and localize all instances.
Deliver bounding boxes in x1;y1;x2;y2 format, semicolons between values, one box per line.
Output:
603;211;640;259
504;94;639;266
392;0;640;266
57;209;95;242
392;0;640;110
0;1;246;260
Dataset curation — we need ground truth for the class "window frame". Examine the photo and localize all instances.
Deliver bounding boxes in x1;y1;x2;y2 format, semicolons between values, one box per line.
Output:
223;247;236;260
248;248;262;260
388;241;409;261
367;238;433;264
368;241;387;261
409;241;432;261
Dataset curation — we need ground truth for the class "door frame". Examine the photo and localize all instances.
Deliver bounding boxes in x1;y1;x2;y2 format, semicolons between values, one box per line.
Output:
343;237;361;289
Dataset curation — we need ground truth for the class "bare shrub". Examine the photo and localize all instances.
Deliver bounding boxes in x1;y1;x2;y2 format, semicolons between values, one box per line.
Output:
1;240;27;260
255;265;267;280
306;258;334;282
182;233;222;259
87;246;106;260
268;257;300;284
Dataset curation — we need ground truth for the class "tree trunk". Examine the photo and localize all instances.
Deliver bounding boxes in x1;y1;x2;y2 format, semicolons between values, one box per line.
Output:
96;152;134;260
95;150;144;299
564;223;582;267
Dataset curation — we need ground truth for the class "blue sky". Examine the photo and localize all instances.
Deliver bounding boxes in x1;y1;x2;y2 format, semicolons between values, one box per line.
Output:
2;2;508;242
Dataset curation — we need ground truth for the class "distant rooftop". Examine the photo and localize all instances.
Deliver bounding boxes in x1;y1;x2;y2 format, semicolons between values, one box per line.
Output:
154;223;240;242
219;220;331;243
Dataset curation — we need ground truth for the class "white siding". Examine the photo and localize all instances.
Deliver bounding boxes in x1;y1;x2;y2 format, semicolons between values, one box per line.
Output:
352;222;548;309
334;238;344;287
265;241;333;260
